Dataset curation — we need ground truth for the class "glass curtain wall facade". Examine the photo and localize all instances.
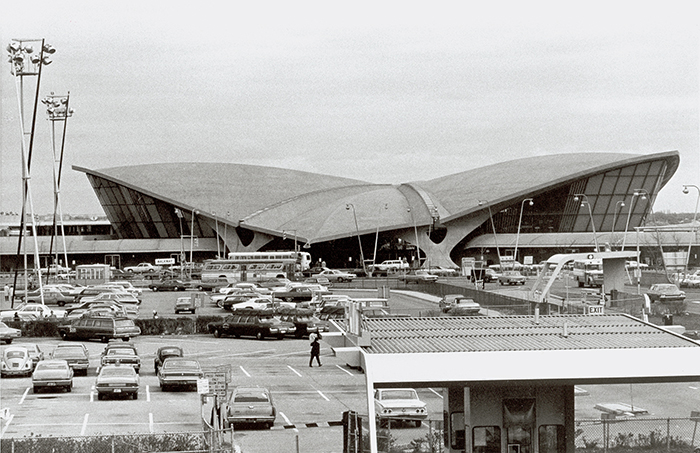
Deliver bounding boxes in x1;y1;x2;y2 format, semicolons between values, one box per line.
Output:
86;175;210;240
467;160;667;239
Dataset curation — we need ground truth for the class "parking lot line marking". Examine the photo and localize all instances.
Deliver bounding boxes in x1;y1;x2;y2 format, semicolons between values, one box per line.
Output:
690;386;699;390
239;366;250;377
429;388;443;398
1;413;14;438
149;413;154;433
19;387;29;405
80;414;89;436
335;365;354;376
147;385;151;402
287;365;302;377
279;412;298;432
317;390;330;401
90;391;94;402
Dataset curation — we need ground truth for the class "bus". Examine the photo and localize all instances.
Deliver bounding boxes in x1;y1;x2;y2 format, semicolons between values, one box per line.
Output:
201;251;312;283
572;258;603;287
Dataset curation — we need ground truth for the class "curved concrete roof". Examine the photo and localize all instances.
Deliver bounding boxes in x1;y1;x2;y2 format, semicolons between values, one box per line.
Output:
74;151;679;244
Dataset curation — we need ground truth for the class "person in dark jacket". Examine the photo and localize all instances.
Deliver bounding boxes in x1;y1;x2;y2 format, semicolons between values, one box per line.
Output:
309;332;321;367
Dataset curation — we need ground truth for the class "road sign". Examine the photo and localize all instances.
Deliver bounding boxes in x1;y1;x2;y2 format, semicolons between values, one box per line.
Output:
155;258;175;265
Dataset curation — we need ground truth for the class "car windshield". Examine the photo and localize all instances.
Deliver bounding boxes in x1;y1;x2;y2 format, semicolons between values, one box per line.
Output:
36;362;67;371
5;351;26;359
381;390;417;400
234;392;269;403
100;367;135;377
160;348;181;356
53;349;83;358
164;360;198;369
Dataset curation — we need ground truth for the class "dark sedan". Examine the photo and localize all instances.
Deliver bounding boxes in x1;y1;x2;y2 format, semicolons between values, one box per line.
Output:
208;313;296;340
154;346;184;374
32;359;73;393
158;357;203;392
149;279;189;292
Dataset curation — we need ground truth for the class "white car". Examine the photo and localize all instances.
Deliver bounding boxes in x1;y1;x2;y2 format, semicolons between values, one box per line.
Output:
373;260;410;272
0;303;66;320
374;388;428;427
315;269;356;282
124;263;161;273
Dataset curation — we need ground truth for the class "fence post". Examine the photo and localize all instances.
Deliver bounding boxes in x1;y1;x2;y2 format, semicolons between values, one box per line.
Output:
112;435;115;453
667;418;671;453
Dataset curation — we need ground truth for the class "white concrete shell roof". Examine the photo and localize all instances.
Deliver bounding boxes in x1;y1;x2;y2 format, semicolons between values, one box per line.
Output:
73;151;679;244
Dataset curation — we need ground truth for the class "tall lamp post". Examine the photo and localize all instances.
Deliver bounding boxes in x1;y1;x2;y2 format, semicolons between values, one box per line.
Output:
574;194;599;252
683;185;700;273
175;208;184;279
372;204;388;272
7;39;56;305
346;204;366;276
513;198;533;269
622;190;647;251
478;200;501;266
611;200;625;250
406;208;421;268
282;230;298;252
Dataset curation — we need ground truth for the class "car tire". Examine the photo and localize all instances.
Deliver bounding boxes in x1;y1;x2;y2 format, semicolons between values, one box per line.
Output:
59;331;68;340
256;331;264;340
33;387;38;394
414;420;422;427
58;302;65;307
4;339;12;344
161;384;168;392
133;392;138;400
337;278;344;283
173;287;180;291
97;393;104;400
151;287;158;291
66;385;72;393
213;329;221;338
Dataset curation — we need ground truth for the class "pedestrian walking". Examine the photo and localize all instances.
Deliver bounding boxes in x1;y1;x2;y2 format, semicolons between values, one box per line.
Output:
3;284;10;304
309;332;322;367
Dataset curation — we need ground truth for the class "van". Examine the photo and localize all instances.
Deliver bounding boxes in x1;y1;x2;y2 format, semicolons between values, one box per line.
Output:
58;315;141;342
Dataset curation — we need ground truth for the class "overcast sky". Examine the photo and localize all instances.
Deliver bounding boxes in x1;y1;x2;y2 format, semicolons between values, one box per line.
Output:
1;1;698;216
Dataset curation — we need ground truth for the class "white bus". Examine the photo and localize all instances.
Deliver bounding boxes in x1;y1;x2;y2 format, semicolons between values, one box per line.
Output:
201;251;312;283
572;259;603;288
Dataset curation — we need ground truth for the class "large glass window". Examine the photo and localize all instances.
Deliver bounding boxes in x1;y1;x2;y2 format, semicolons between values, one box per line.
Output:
473;426;501;453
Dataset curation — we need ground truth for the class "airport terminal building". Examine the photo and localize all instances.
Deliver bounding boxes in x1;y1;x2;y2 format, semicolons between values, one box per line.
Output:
1;150;695;271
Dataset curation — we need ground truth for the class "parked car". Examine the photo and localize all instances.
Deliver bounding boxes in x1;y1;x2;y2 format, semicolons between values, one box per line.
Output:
192;278;229;292
219;293;266;310
225;387;276;429
400;270;439;283
100;341;140;373
498;270;527;285
158;357;203;392
154;346;184;374
1;345;34;377
373;260;410;272
32;359;73;393
374;388;427;427
303;276;332;287
51;344;89;375
0;303;66;319
313;269;357;283
57;315;141;342
95;364;140;400
0;321;21;344
208;312;296;340
149;279;188;292
646;283;686;303
447;298;482;316
438;294;466;313
124;262;161;273
427;266;459;277
24;288;74;306
276;308;322;338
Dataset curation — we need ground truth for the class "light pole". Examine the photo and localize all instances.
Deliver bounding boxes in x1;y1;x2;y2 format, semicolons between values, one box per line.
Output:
42;91;73;277
175;208;184;279
189;209;199;278
7;38;55;305
346;204;366;276
478;200;501;266
683;185;700;273
622;190;647;251
611;200;626;250
513;198;533;269
406;207;421;268
372;204;388;272
574;194;599;252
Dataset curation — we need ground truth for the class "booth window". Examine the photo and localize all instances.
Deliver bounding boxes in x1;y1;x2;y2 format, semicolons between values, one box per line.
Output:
450;412;465;450
503;398;535;453
538;424;565;453
473;426;501;453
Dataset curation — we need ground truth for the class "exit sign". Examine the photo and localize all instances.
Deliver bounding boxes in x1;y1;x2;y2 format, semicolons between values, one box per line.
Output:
586;305;605;315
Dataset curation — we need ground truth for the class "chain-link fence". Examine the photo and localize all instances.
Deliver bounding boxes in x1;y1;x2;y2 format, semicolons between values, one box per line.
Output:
576;417;700;452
